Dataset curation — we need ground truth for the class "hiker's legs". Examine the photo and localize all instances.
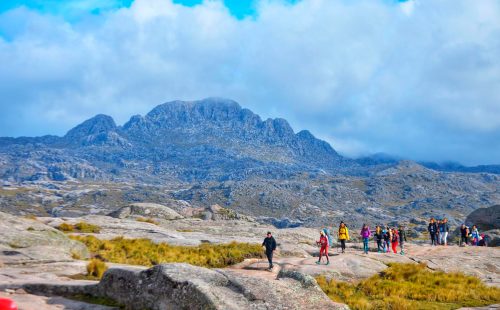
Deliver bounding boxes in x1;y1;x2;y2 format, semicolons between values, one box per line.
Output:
400;242;405;254
391;241;397;253
318;247;325;262
442;232;448;245
266;251;273;269
387;241;391;252
325;247;329;262
430;233;436;245
340;239;346;252
377;239;382;252
363;238;369;253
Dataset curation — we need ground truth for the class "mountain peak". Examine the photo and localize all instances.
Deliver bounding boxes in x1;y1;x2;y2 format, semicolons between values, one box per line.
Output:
65;114;116;139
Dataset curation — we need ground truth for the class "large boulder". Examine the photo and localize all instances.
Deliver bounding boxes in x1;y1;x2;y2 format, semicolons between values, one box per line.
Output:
465;205;500;231
0;212;89;264
24;263;346;310
108;203;183;220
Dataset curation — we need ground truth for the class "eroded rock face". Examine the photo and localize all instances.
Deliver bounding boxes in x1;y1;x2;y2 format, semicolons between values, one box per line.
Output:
24;263;347;310
0;212;89;264
108;203;183;220
465;205;500;231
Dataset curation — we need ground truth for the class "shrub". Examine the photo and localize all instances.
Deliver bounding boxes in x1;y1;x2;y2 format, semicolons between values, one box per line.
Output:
86;259;108;279
136;217;159;225
74;222;101;233
57;222;100;233
57;223;75;232
316;263;500;310
70;235;264;268
27;227;35;231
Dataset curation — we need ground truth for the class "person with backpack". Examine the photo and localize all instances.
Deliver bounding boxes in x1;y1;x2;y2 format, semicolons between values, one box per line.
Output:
360;224;371;254
471;225;480;246
338;222;350;253
391;228;399;253
460;224;469;246
382;227;391;253
262;231;277;270
428;218;438;246
374;225;383;252
323;228;333;248
398;225;407;255
316;230;330;265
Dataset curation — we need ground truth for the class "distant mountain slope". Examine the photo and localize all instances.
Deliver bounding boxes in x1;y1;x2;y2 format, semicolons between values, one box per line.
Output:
0;98;356;182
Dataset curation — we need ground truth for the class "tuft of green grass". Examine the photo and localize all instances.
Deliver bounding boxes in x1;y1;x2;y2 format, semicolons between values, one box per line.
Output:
57;222;100;233
316;263;500;310
70;235;264;268
68;294;124;308
136;217;159;225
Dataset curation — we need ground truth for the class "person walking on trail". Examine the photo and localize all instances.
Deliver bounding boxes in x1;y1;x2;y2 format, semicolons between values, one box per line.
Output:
360;224;371;254
428;218;438;246
391;228;399;253
471;225;480;246
316;231;330;265
262;231;276;270
374;226;383;253
338;222;350;253
460;224;469;247
398;225;407;255
382;227;390;253
438;220;445;245
441;218;450;246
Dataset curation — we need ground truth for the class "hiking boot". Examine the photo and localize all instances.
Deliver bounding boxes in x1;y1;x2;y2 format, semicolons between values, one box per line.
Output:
326;261;330;265
315;261;321;265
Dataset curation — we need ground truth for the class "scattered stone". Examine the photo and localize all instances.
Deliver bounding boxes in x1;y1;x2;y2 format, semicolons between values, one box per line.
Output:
108;203;183;220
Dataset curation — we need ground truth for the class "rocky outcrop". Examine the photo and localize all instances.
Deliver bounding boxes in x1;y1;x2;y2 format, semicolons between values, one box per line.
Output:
24;263;346;310
0;212;89;264
465;205;500;231
202;204;253;222
108;203;183;220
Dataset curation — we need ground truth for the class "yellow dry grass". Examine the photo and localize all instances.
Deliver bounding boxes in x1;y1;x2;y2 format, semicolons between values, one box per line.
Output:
71;235;264;268
316;263;500;310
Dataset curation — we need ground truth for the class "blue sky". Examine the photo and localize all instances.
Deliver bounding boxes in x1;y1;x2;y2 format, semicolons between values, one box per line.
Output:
0;0;499;165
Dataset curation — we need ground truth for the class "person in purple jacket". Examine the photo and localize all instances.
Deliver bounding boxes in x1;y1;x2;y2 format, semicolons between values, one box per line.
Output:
360;224;371;254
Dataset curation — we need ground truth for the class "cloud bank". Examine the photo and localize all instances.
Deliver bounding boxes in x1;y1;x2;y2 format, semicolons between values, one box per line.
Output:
0;0;499;165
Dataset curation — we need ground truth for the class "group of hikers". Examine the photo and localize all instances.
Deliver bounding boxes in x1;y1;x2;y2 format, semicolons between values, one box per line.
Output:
261;219;489;269
314;222;407;265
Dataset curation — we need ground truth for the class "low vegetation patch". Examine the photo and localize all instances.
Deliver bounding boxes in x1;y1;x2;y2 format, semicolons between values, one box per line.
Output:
316;263;500;310
57;222;101;233
68;294;123;308
70;235;264;268
136;217;159;225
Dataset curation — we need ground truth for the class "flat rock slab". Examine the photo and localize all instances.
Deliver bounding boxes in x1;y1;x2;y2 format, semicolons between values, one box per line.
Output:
0;291;117;310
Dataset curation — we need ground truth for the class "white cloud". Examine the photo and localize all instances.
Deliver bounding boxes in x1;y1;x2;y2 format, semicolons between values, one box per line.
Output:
0;0;499;165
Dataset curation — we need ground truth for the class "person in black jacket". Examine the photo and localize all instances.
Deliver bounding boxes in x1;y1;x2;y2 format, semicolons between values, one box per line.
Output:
398;225;408;255
262;231;277;270
428;218;438;246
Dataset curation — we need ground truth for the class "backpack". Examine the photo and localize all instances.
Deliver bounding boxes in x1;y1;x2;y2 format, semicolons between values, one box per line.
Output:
323;228;333;247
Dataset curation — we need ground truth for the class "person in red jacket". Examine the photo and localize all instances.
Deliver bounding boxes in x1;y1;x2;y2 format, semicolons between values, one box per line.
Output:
316;231;330;265
391;228;399;254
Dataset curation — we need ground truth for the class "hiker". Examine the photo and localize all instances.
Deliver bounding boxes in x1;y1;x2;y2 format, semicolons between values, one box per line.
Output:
398;225;407;255
438;219;445;245
338;221;350;253
441;218;449;246
460;224;469;246
360;224;371;254
428;218;438;246
391;228;399;253
374;225;383;252
262;231;277;270
316;231;330;265
382;227;391;253
470;225;480;246
323;228;333;248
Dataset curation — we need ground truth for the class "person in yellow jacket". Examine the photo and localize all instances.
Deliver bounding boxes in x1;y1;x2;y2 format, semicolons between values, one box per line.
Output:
338;221;350;253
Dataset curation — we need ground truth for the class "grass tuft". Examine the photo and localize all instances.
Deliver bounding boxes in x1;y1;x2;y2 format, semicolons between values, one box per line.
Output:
57;222;101;233
316;263;500;310
70;235;264;268
86;258;108;279
136;217;159;225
